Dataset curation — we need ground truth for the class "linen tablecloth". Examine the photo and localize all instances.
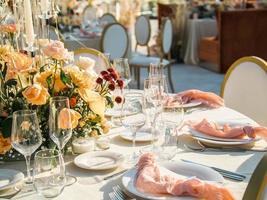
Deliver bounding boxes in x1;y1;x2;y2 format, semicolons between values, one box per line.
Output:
183;19;217;65
1;107;265;200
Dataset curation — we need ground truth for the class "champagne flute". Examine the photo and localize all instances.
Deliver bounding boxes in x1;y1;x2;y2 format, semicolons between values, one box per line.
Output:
121;93;146;162
49;96;76;186
11;110;42;191
33;149;66;198
149;63;164;78
113;58;131;89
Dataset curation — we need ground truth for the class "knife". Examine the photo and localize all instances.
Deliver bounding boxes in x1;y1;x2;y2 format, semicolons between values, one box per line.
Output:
103;169;128;180
181;159;246;181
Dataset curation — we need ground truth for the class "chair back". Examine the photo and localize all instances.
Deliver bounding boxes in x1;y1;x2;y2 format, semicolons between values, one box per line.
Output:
161;18;173;56
74;48;109;74
99;13;117;25
221;56;267;126
100;23;129;61
82;6;97;23
135;15;151;46
242;153;267;200
49;26;63;41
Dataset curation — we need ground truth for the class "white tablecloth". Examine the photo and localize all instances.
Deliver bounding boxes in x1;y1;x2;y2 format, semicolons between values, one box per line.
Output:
183;19;217;65
2;107;265;200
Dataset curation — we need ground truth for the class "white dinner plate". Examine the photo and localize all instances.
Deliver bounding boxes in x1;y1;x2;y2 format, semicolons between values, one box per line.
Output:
0;169;24;191
189;120;259;144
74;151;124;170
120;128;153;142
122;161;224;200
164;101;202;109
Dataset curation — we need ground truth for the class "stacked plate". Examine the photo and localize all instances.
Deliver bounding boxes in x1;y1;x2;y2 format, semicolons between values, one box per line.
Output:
189;120;259;146
0;169;24;198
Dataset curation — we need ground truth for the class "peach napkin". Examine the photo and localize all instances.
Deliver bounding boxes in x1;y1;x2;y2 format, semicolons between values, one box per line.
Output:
190;119;267;140
165;89;224;108
135;153;234;200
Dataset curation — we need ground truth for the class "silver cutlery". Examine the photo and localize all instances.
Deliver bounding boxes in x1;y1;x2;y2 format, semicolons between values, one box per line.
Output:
184;143;246;152
110;185;135;200
104;169;128;181
181;159;246;181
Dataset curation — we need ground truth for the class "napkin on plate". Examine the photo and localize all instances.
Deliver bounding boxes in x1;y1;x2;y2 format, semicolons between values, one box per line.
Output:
135;153;234;200
165;89;224;108
189;119;267;140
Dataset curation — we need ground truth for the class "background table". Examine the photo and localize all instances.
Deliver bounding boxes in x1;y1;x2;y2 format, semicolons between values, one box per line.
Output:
2;107;265;200
183;19;217;65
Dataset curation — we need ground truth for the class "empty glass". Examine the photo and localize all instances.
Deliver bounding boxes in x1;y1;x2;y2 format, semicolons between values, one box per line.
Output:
49;96;76;186
121;93;146;162
113;58;131;89
149;63;164;78
11;110;42;190
33;149;66;198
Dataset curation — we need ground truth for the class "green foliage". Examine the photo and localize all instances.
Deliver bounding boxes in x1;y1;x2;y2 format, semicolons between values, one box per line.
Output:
60;70;71;86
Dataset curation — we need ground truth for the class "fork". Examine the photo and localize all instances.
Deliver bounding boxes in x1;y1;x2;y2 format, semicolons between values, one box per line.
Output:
110;185;135;200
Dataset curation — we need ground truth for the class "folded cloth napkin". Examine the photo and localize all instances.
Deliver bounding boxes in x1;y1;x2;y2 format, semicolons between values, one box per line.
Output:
165;89;224;108
190;119;267;140
135;153;234;200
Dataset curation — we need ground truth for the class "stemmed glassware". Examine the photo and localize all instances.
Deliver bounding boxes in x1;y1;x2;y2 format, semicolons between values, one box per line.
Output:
11;110;42;191
33;149;66;198
121;93;146;162
49;96;76;186
113;58;131;89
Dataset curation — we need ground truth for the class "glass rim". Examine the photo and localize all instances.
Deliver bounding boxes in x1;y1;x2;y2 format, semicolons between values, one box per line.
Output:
13;110;37;116
113;58;128;62
124;92;143;97
50;96;69;102
35;149;60;159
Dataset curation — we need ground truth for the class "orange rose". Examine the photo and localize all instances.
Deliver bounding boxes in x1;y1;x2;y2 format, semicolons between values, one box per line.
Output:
0;24;17;33
5;52;33;73
35;70;66;92
0;134;11;155
22;84;50;105
58;108;81;129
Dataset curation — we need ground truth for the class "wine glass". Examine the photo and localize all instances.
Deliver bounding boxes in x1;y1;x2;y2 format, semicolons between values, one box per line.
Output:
33;149;66;198
121;93;146;162
49;96;76;186
149;63;164;78
113;58;131;89
11;110;42;191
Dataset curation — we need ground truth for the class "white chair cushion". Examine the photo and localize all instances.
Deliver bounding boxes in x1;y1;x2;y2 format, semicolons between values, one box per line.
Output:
102;23;128;60
135;15;150;45
162;19;173;54
222;57;267;126
129;54;170;66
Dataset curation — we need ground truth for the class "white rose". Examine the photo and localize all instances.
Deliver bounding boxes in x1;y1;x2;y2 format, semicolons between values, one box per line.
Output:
75;56;95;71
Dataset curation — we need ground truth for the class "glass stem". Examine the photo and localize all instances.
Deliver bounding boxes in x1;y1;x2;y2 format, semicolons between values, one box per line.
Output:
132;131;137;156
25;155;32;184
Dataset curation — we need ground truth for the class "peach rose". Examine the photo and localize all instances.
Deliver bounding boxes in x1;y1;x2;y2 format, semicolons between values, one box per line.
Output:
42;40;73;61
35;70;66;92
79;89;105;117
0;24;16;33
22;84;50;105
6;52;33;73
75;56;95;72
0;134;11;155
58;108;81;129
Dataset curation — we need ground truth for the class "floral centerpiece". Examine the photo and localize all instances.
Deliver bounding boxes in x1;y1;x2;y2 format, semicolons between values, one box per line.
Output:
0;40;123;160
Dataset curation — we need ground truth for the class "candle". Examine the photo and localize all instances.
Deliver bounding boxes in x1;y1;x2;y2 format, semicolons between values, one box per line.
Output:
24;0;35;46
72;138;95;154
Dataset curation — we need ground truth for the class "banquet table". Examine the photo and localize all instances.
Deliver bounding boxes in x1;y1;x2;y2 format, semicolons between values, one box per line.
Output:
183;19;217;65
1;106;266;200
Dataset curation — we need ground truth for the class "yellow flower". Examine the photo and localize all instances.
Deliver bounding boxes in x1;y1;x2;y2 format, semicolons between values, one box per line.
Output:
90;130;99;138
64;65;94;90
101;118;111;134
0;134;11;155
58;108;82;129
22;84;50;105
5;52;33;73
0;45;11;57
79;89;105;117
35;69;66;92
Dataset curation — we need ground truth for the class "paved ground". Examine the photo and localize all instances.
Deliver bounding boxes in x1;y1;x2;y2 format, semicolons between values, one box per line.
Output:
130;63;224;95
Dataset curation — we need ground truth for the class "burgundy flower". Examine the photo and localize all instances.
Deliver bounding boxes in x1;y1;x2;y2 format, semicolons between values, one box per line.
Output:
107;68;115;73
100;71;108;76
115;96;123;104
108;83;115;91
117;79;124;88
110;72;118;80
103;74;112;81
96;77;103;84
